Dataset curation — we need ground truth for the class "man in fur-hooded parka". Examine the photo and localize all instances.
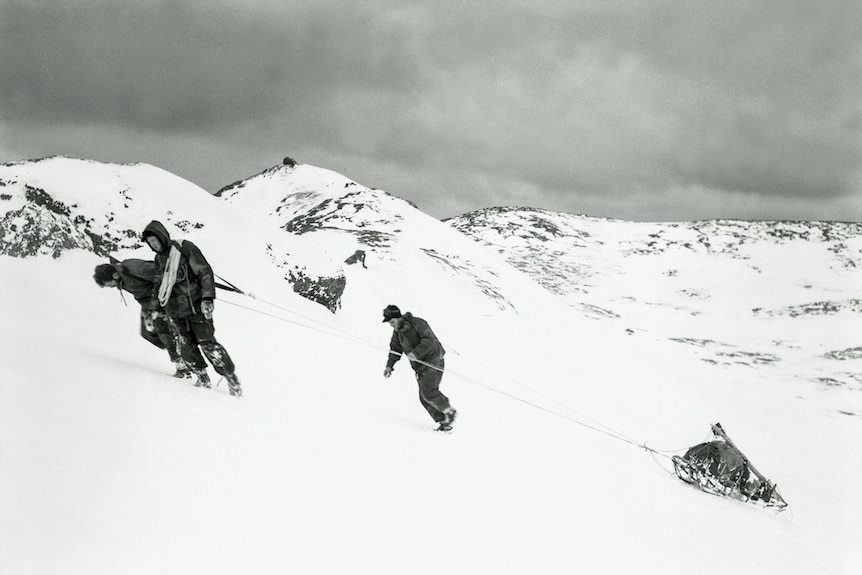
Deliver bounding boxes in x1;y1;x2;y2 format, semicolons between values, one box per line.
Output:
142;220;215;318
141;220;242;395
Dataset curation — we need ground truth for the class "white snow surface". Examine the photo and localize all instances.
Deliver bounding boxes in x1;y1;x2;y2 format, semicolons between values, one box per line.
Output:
1;160;861;575
449;207;862;397
0;156;341;285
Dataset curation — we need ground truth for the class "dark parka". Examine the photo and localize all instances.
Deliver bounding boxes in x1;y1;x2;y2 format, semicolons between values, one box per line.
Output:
103;256;180;362
386;312;446;372
108;257;161;308
141;220;216;318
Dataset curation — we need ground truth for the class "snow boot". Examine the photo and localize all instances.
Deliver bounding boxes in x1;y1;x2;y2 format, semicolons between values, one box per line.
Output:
442;407;457;425
172;361;193;379
436;422;453;433
225;372;242;397
194;370;212;389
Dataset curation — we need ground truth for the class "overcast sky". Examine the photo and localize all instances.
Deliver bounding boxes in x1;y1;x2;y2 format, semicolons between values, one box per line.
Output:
2;0;860;221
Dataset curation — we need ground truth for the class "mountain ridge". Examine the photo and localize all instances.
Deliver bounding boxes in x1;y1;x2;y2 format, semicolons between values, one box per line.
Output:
1;155;861;574
2;155;859;393
0;156;347;311
448;205;861;394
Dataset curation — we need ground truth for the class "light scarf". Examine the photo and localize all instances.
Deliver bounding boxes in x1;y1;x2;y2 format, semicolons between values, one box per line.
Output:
158;244;183;307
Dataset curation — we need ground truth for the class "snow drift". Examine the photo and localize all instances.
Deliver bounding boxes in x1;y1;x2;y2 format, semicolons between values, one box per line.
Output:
1;158;860;575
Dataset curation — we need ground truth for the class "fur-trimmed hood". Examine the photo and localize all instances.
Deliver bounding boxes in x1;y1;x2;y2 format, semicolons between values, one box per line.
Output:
141;220;171;253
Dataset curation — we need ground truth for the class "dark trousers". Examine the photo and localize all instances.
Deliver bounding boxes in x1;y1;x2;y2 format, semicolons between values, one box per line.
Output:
415;356;451;422
140;308;180;363
171;312;236;376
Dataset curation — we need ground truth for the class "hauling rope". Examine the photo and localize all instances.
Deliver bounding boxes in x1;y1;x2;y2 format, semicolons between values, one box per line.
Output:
216;279;647;445
215;275;789;511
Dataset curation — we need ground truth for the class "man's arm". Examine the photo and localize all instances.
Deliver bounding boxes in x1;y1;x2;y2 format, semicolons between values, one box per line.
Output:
183;241;216;299
386;331;403;369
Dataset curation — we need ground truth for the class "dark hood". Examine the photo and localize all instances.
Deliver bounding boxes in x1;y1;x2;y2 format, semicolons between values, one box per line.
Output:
141;220;171;252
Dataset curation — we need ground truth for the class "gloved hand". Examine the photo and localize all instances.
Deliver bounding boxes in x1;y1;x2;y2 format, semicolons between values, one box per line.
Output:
406;352;417;361
142;310;157;333
383;366;393;378
201;299;214;320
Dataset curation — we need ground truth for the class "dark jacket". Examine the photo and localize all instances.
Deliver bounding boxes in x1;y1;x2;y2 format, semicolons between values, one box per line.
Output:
110;257;160;307
142;220;215;317
386;312;445;371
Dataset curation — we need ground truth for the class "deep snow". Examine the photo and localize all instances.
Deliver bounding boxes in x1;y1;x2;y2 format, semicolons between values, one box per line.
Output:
1;158;861;574
1;250;860;574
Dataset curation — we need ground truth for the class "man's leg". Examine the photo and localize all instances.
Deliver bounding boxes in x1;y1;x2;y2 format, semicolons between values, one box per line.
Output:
416;358;451;422
188;313;242;397
152;311;182;362
172;316;208;371
152;313;191;377
139;309;167;350
187;313;242;396
186;314;235;376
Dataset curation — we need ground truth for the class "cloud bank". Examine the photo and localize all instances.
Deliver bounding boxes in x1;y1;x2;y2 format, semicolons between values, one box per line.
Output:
2;0;860;220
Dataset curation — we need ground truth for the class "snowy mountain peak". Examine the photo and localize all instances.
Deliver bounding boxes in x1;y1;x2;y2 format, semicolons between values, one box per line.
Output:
0;157;556;319
0;156;346;311
210;162;565;319
216;161;423;238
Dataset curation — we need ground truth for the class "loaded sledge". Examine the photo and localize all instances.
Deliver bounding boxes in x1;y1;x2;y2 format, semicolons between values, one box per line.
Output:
672;423;788;510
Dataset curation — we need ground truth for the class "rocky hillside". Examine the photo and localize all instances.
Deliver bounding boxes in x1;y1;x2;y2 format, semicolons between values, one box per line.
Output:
448;207;861;298
215;163;554;318
448;206;862;394
0;157;346;311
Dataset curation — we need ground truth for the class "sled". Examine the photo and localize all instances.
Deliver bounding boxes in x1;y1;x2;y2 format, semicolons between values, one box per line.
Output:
672;423;788;510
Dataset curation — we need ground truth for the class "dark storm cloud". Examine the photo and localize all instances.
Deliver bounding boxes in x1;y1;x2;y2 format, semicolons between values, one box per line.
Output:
613;1;862;200
0;0;422;133
398;0;862;202
2;0;859;220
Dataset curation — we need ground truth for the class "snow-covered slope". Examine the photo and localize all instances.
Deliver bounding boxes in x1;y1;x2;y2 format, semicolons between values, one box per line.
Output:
215;163;560;322
0;156;345;310
2;246;861;575
1;159;861;574
449;207;862;405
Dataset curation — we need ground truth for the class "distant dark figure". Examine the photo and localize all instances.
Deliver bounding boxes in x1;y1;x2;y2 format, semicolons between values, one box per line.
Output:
382;305;456;432
93;257;188;378
344;249;367;268
141;220;243;397
283;157;296;167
